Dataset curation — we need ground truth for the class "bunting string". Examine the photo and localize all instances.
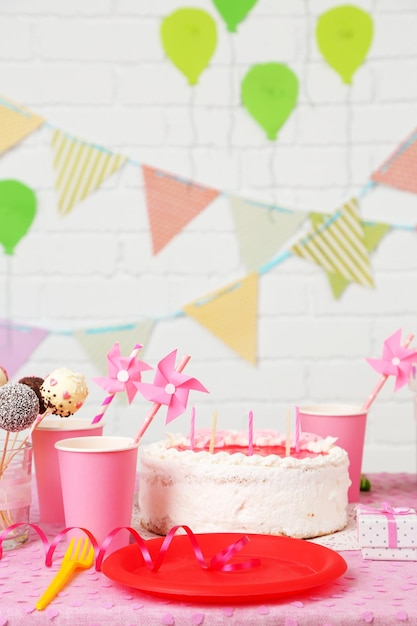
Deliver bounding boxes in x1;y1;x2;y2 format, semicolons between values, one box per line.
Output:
0;95;416;368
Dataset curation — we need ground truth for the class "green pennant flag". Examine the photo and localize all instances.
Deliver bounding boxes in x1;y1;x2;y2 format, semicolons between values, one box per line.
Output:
74;320;155;375
291;198;374;289
310;213;391;298
229;196;306;272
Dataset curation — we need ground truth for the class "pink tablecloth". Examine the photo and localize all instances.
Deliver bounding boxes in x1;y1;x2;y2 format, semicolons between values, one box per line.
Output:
1;473;417;625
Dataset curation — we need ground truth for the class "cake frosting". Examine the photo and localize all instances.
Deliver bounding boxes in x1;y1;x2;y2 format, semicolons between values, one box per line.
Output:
139;429;351;539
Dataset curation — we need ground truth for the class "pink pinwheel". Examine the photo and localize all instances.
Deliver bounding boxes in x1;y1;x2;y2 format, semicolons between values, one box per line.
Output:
366;329;417;391
93;342;152;404
135;349;209;423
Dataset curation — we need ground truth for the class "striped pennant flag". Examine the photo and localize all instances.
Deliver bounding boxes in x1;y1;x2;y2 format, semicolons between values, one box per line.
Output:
291;198;374;288
51;130;127;215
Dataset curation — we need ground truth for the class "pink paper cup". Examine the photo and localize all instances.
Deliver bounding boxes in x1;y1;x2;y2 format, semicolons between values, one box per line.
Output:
32;419;104;524
298;404;367;503
55;436;139;553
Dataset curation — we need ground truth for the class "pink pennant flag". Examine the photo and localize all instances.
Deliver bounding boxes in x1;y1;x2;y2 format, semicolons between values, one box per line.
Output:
371;128;417;195
142;165;220;255
0;322;49;377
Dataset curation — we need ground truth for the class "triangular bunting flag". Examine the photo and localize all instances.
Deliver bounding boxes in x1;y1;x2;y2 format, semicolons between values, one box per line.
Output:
0;322;49;378
183;273;258;365
0;97;44;154
74;320;156;375
371;128;417;195
142;165;220;255
51;130;127;215
229;196;307;272
310;213;391;298
291;198;374;288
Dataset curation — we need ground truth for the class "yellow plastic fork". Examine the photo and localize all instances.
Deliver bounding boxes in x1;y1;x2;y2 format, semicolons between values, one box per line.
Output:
36;537;95;610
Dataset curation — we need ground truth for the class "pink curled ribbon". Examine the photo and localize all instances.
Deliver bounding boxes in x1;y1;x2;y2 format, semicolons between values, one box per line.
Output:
358;502;413;549
0;523;261;573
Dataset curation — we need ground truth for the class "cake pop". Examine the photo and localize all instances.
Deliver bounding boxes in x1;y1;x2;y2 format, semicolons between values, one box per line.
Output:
40;368;88;418
18;376;47;413
0;382;40;432
0;367;8;387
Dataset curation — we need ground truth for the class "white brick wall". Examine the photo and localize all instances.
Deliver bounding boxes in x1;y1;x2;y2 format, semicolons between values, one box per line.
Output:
1;0;417;472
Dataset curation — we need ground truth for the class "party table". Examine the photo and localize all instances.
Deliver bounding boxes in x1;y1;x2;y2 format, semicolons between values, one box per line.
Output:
1;473;416;625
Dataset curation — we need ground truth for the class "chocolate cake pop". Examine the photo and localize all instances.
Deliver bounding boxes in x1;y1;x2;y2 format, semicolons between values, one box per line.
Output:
40;368;88;418
0;382;40;432
0;367;8;387
18;376;47;413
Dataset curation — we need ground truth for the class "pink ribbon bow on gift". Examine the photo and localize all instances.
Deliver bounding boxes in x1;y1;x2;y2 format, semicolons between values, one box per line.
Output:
358;502;413;549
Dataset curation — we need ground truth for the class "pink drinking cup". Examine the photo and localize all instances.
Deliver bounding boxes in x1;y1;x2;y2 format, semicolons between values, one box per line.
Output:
32;418;104;524
298;404;367;503
55;436;139;553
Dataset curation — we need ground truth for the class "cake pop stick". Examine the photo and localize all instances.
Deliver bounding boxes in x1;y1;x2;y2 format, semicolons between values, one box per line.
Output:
3;408;51;472
362;332;414;412
133;354;191;444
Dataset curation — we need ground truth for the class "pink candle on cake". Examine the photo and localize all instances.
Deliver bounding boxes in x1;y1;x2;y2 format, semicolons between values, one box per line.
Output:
189;406;195;450
248;410;253;456
295;405;300;454
285;408;291;457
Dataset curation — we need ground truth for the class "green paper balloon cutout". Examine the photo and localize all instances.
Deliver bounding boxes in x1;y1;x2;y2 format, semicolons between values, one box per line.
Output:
241;63;299;141
0;180;37;255
211;0;258;33
316;5;373;84
160;8;217;86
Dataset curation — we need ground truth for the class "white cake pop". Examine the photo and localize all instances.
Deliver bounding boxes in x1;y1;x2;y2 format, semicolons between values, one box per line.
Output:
40;368;88;418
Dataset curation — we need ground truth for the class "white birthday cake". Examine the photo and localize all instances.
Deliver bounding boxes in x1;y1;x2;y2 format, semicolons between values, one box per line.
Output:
138;429;351;539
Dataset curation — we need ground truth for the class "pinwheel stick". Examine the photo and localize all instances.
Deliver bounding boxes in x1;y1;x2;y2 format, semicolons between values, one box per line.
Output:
361;333;414;412
92;343;142;424
133;354;191;444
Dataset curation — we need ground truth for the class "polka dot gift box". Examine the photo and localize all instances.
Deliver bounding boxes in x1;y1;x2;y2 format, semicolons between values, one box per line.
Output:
357;503;417;560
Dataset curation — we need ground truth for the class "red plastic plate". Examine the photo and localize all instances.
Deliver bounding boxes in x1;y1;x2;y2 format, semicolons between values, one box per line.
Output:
101;533;347;603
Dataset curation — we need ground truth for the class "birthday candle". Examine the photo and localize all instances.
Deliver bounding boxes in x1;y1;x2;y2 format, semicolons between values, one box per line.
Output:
285;408;291;457
248;410;253;456
209;409;218;454
189;406;195;451
295;405;300;454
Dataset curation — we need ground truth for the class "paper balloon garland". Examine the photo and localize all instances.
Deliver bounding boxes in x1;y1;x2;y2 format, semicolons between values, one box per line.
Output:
316;5;373;85
160;8;217;86
0;179;37;256
241;63;298;140
211;0;258;33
